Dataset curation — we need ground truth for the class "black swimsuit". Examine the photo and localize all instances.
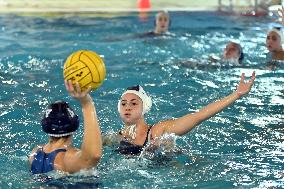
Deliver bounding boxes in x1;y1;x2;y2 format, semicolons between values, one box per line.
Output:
116;128;151;155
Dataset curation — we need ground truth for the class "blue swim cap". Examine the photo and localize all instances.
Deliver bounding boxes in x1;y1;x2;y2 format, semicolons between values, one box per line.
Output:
41;101;79;137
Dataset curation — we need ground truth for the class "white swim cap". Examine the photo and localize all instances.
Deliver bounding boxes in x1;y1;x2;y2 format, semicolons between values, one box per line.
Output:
118;85;152;115
268;27;284;44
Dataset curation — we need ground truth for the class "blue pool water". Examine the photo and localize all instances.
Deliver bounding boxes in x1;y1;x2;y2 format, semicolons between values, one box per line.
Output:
0;11;283;188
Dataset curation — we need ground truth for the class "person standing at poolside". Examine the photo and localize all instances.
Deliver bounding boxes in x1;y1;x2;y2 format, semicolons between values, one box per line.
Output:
29;81;102;174
103;72;255;155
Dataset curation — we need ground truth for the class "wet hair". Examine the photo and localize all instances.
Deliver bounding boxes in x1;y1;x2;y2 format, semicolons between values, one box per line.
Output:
238;44;244;63
41;101;79;137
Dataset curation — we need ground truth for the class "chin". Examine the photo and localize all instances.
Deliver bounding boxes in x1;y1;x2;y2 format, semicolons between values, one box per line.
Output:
122;118;134;125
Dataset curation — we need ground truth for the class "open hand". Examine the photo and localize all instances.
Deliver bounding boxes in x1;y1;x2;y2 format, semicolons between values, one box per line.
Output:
236;71;255;97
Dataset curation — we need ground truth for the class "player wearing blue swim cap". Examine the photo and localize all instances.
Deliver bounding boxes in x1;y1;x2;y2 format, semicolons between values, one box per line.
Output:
29;81;102;174
41;101;79;137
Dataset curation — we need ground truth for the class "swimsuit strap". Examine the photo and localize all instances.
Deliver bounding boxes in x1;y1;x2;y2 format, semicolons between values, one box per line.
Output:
37;147;67;156
142;127;151;147
51;148;67;154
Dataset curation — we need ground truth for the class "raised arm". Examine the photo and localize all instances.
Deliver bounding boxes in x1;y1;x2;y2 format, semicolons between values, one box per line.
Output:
158;72;255;136
64;81;102;173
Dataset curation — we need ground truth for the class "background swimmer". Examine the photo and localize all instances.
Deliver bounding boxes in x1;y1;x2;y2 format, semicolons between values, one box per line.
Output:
103;72;255;156
223;41;244;64
29;81;102;174
209;41;244;65
264;6;284;70
142;11;171;37
179;41;244;69
266;27;284;61
105;11;172;41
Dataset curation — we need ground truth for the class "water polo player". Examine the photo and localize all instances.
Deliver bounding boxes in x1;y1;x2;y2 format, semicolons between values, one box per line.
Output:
142;10;171;37
266;27;284;60
223;41;244;64
103;72;255;156
29;81;102;174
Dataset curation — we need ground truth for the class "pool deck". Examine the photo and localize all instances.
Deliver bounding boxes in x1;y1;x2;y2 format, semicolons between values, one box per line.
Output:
0;0;281;16
0;0;219;15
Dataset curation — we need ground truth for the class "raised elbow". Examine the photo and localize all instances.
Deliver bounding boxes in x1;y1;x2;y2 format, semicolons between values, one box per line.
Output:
93;150;102;161
89;149;102;164
82;148;102;167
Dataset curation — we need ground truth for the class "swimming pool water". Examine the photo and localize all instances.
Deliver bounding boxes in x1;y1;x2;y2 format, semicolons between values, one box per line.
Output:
0;11;283;188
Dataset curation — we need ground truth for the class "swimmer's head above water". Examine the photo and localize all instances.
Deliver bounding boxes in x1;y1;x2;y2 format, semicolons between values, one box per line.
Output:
41;101;79;137
118;85;152;125
266;27;284;53
154;11;170;34
223;41;244;64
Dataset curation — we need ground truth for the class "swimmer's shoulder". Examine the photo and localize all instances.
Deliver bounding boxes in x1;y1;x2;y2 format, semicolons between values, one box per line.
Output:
137;31;157;38
151;120;175;137
137;31;175;38
274;52;284;61
64;146;79;156
61;147;81;167
208;54;221;63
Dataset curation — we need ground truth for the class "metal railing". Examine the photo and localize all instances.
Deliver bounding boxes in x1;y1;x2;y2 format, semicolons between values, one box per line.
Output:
218;0;272;13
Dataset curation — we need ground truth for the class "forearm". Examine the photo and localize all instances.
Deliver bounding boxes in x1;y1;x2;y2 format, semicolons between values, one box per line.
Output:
197;91;240;121
166;72;254;136
80;95;102;160
166;92;241;136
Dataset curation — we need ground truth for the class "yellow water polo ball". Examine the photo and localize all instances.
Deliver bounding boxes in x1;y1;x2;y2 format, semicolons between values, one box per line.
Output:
63;50;106;91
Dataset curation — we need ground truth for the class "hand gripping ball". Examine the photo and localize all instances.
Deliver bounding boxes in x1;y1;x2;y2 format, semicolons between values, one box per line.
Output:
63;50;106;91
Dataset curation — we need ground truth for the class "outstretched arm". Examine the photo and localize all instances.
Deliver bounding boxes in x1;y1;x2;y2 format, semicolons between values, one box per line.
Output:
158;72;255;136
64;81;102;173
